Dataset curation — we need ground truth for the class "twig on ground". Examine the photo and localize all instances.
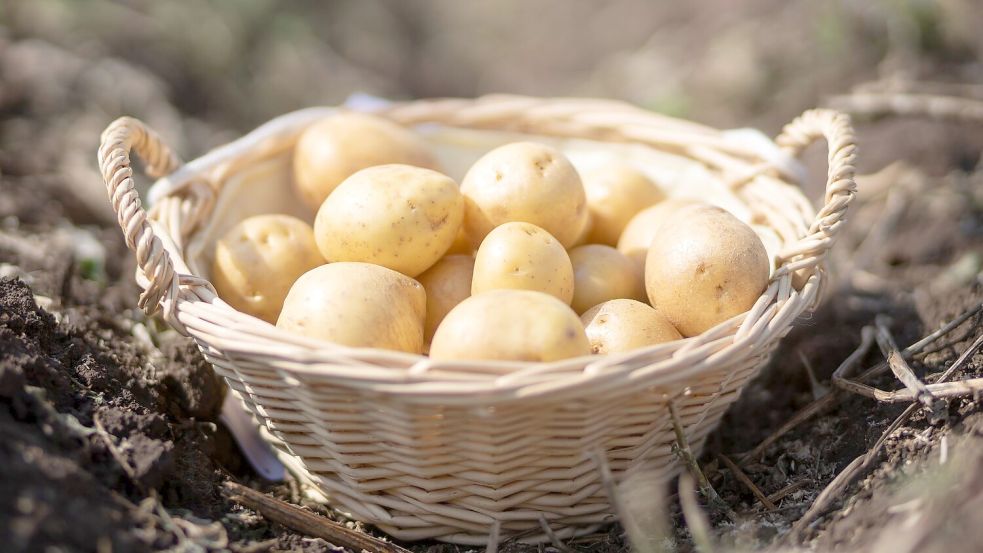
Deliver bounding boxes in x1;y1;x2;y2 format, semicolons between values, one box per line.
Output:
538;515;577;553
788;326;983;539
827;92;983;122
797;350;829;400
667;400;733;521
222;481;411;553
874;316;944;420
93;410;145;492
765;480;811;504
678;473;716;553
740;303;982;462
486;520;501;553
718;454;777;511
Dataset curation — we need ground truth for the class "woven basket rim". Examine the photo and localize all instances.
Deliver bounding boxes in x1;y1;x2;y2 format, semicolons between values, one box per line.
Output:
97;95;857;402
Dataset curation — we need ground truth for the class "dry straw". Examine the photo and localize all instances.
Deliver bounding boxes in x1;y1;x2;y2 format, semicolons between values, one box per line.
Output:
98;95;856;545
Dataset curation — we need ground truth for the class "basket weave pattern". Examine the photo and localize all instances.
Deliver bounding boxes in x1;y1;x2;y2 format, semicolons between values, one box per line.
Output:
98;96;856;544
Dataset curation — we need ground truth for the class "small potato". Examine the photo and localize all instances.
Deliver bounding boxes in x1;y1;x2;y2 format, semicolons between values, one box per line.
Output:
430;290;590;362
583;164;665;246
461;142;588;248
645;205;769;337
568;245;644;314
617;198;702;274
293;112;440;210
277;262;426;353
212;214;324;323
314;164;464;277
472;222;574;304
581;299;682;354
416;255;475;345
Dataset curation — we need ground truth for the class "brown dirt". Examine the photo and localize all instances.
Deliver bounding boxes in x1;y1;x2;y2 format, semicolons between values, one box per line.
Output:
2;3;983;552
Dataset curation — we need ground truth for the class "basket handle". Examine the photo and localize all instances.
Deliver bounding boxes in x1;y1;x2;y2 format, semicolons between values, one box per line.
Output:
772;109;858;278
97;116;183;315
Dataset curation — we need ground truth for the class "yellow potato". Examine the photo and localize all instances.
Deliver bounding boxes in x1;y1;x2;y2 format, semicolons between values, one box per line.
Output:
461;142;588;248
471;222;574;304
568;245;644;314
277;262;426;353
430;289;590;362
581;299;682;354
212;214;324;323
444;227;475;256
314;164;464;277
583;164;665;246
293;112;440;210
416;255;475;345
645;205;769;337
617;198;702;274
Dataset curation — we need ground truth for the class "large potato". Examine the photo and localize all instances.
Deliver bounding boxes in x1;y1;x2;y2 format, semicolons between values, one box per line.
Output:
581;299;682;354
568;245;644;314
617;198;701;274
430;290;590;362
416;255;475;345
460;142;588;248
583;164;665;246
277;262;426;353
212;214;324;323
314;164;464;277
293;112;440;210
472;222;574;304
645;205;769;337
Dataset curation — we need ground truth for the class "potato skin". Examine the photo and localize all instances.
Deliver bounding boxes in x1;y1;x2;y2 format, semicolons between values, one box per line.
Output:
581;299;682;354
617;198;701;275
471;222;574;304
568;245;644;314
644;205;769;337
314;164;464;277
293;112;440;210
417;255;475;345
460;142;588;248
276;262;426;353
212;214;324;323
583;164;665;246
429;290;590;362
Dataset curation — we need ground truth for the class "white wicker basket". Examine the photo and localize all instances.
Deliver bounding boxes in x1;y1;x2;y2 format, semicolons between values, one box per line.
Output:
98;95;856;545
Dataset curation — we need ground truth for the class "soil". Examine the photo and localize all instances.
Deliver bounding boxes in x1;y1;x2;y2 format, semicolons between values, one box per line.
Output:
2;4;983;552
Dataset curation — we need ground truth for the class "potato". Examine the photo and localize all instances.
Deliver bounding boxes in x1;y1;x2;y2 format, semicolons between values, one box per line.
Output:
583;164;665;246
277;262;426;353
645;205;769;337
314;164;464;277
581;299;682;354
460;142;588;248
471;222;574;304
568;245;644;314
417;255;475;345
429;289;590;361
617;198;702;274
293;112;440;210
212;214;324;323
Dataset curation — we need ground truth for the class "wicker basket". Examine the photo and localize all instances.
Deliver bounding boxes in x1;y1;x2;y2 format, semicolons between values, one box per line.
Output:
97;95;856;545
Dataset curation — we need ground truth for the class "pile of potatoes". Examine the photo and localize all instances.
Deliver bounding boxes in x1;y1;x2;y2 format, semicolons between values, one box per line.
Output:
212;112;771;362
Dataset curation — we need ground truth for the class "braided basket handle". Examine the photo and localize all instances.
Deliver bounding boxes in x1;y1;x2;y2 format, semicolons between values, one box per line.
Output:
97;117;183;315
773;109;858;277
